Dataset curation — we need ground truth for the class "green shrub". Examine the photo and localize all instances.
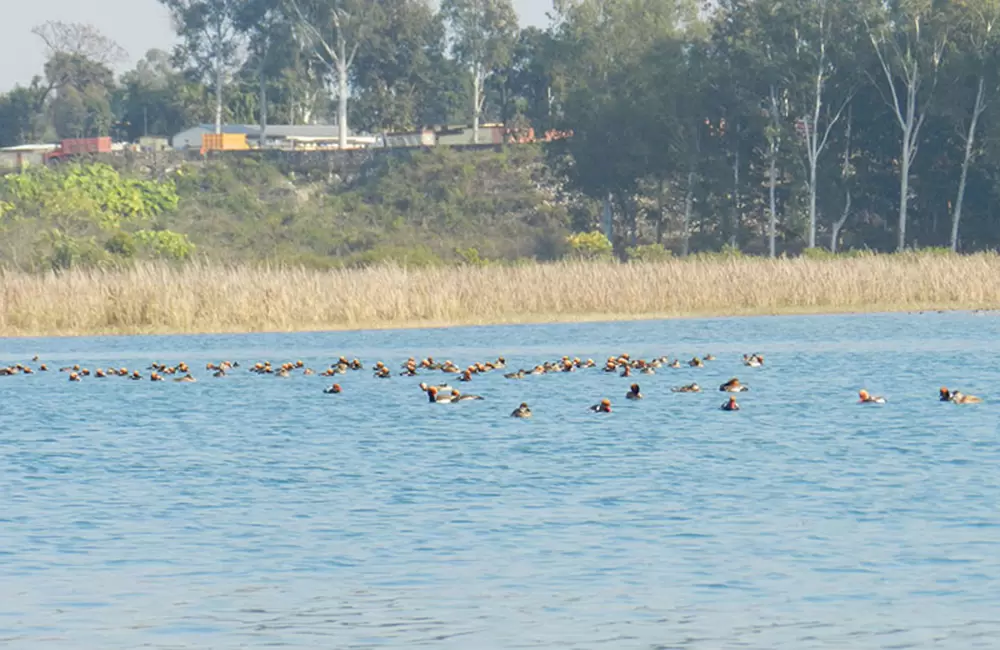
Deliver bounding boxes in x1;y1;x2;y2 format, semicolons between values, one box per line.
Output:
627;243;672;262
105;231;136;258
567;231;613;260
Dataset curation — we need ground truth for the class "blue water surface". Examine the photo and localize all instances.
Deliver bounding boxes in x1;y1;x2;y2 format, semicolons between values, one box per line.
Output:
2;311;1000;649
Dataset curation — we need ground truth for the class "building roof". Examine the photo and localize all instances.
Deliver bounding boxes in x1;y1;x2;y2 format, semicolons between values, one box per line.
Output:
184;124;350;138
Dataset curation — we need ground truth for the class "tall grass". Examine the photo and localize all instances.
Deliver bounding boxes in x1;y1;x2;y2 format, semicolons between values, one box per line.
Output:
2;253;998;337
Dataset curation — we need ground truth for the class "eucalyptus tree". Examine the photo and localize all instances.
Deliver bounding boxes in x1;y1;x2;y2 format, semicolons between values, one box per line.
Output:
440;0;518;143
779;0;865;249
866;0;949;251
287;0;373;147
160;0;247;134
944;0;1000;251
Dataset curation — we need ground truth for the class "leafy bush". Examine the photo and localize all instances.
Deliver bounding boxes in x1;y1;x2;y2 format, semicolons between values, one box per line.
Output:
567;231;613;260
105;231;136;258
627;243;672;262
134;229;195;260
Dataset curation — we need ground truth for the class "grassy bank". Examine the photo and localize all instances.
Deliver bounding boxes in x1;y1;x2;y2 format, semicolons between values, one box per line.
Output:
2;253;999;337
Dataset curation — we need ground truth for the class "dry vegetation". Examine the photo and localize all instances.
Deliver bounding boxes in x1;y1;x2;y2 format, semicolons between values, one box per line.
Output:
2;253;999;337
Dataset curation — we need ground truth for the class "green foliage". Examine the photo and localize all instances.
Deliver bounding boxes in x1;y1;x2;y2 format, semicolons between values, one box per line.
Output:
801;247;836;260
134;229;195;260
626;243;673;262
456;247;489;266
567;231;613;260
104;230;137;257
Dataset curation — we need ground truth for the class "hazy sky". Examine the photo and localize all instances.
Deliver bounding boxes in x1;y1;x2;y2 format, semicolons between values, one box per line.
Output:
1;0;551;91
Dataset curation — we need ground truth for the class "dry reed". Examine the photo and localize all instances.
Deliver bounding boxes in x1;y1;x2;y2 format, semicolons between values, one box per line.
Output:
2;254;998;337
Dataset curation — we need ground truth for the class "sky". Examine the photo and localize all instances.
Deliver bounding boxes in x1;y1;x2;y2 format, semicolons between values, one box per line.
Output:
1;0;552;92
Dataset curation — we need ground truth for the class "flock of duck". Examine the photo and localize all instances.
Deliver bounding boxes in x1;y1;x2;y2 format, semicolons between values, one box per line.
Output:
0;352;985;413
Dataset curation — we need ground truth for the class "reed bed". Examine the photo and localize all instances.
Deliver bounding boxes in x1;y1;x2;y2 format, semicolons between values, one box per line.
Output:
2;254;999;337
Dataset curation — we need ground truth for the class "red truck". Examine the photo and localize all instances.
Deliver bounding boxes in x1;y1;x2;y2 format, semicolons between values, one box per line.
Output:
44;137;112;163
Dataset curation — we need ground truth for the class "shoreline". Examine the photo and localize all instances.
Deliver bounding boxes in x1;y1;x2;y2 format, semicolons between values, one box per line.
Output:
2;303;996;340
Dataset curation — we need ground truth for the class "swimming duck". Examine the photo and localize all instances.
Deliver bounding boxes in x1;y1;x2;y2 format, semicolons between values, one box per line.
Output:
511;402;532;418
504;370;525;380
626;383;643;400
426;386;456;403
95;369;107;378
672;383;701;393
32;355;39;362
303;368;315;376
175;374;197;383
858;389;885;404
150;372;163;382
721;396;740;411
620;366;632;377
719;378;749;392
68;372;81;382
940;387;982;404
451;389;484;401
590;398;612;413
743;354;764;367
324;383;342;394
39;364;48;372
460;369;474;382
374;365;391;379
276;368;291;378
130;370;142;381
669;359;682;369
640;365;655;375
213;369;227;377
689;357;704;368
704;354;716;361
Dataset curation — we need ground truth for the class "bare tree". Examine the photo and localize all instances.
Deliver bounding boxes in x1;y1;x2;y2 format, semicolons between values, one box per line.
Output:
287;0;370;149
866;2;948;251
32;21;128;67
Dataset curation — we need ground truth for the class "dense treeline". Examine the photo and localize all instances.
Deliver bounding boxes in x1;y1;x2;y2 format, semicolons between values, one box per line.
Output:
3;0;1000;256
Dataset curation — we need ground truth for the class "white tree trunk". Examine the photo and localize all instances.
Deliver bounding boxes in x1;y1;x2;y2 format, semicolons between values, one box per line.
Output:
337;42;348;149
831;107;853;253
952;74;986;252
259;56;268;146
214;56;223;135
472;65;482;145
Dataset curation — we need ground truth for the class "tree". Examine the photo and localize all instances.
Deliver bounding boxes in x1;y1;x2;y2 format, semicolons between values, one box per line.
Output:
441;0;518;143
349;0;449;132
288;0;373;148
31;21;127;69
161;0;247;134
944;0;1000;251
866;0;948;251
0;82;50;146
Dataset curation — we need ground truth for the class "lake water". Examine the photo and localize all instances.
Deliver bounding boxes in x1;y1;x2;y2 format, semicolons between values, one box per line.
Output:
2;312;1000;649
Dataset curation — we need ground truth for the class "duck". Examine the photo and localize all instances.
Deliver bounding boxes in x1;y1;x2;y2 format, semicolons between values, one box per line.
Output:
130;370;142;381
459;369;474;382
38;364;48;372
743;354;764;367
719;377;749;392
589;398;612;413
940;387;982;404
620;365;632;377
68;372;81;382
426;386;456;403
510;402;532;418
672;383;701;393
94;369;107;378
689;357;704;367
450;389;484;401
640;365;656;375
626;383;643;400
721;396;740;411
504;369;526;380
150;372;163;382
668;359;682;369
324;383;342;394
704;354;716;361
858;389;886;404
175;374;197;383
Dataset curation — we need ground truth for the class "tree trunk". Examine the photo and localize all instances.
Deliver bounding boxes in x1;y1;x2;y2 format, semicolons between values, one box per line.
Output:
214;57;223;135
768;139;778;258
831;107;853;254
258;56;268;147
683;171;694;256
337;46;348;149
952;74;985;252
807;156;818;249
472;66;481;145
898;134;911;252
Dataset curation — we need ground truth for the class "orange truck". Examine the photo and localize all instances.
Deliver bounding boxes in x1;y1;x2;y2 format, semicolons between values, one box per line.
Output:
44;137;112;163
